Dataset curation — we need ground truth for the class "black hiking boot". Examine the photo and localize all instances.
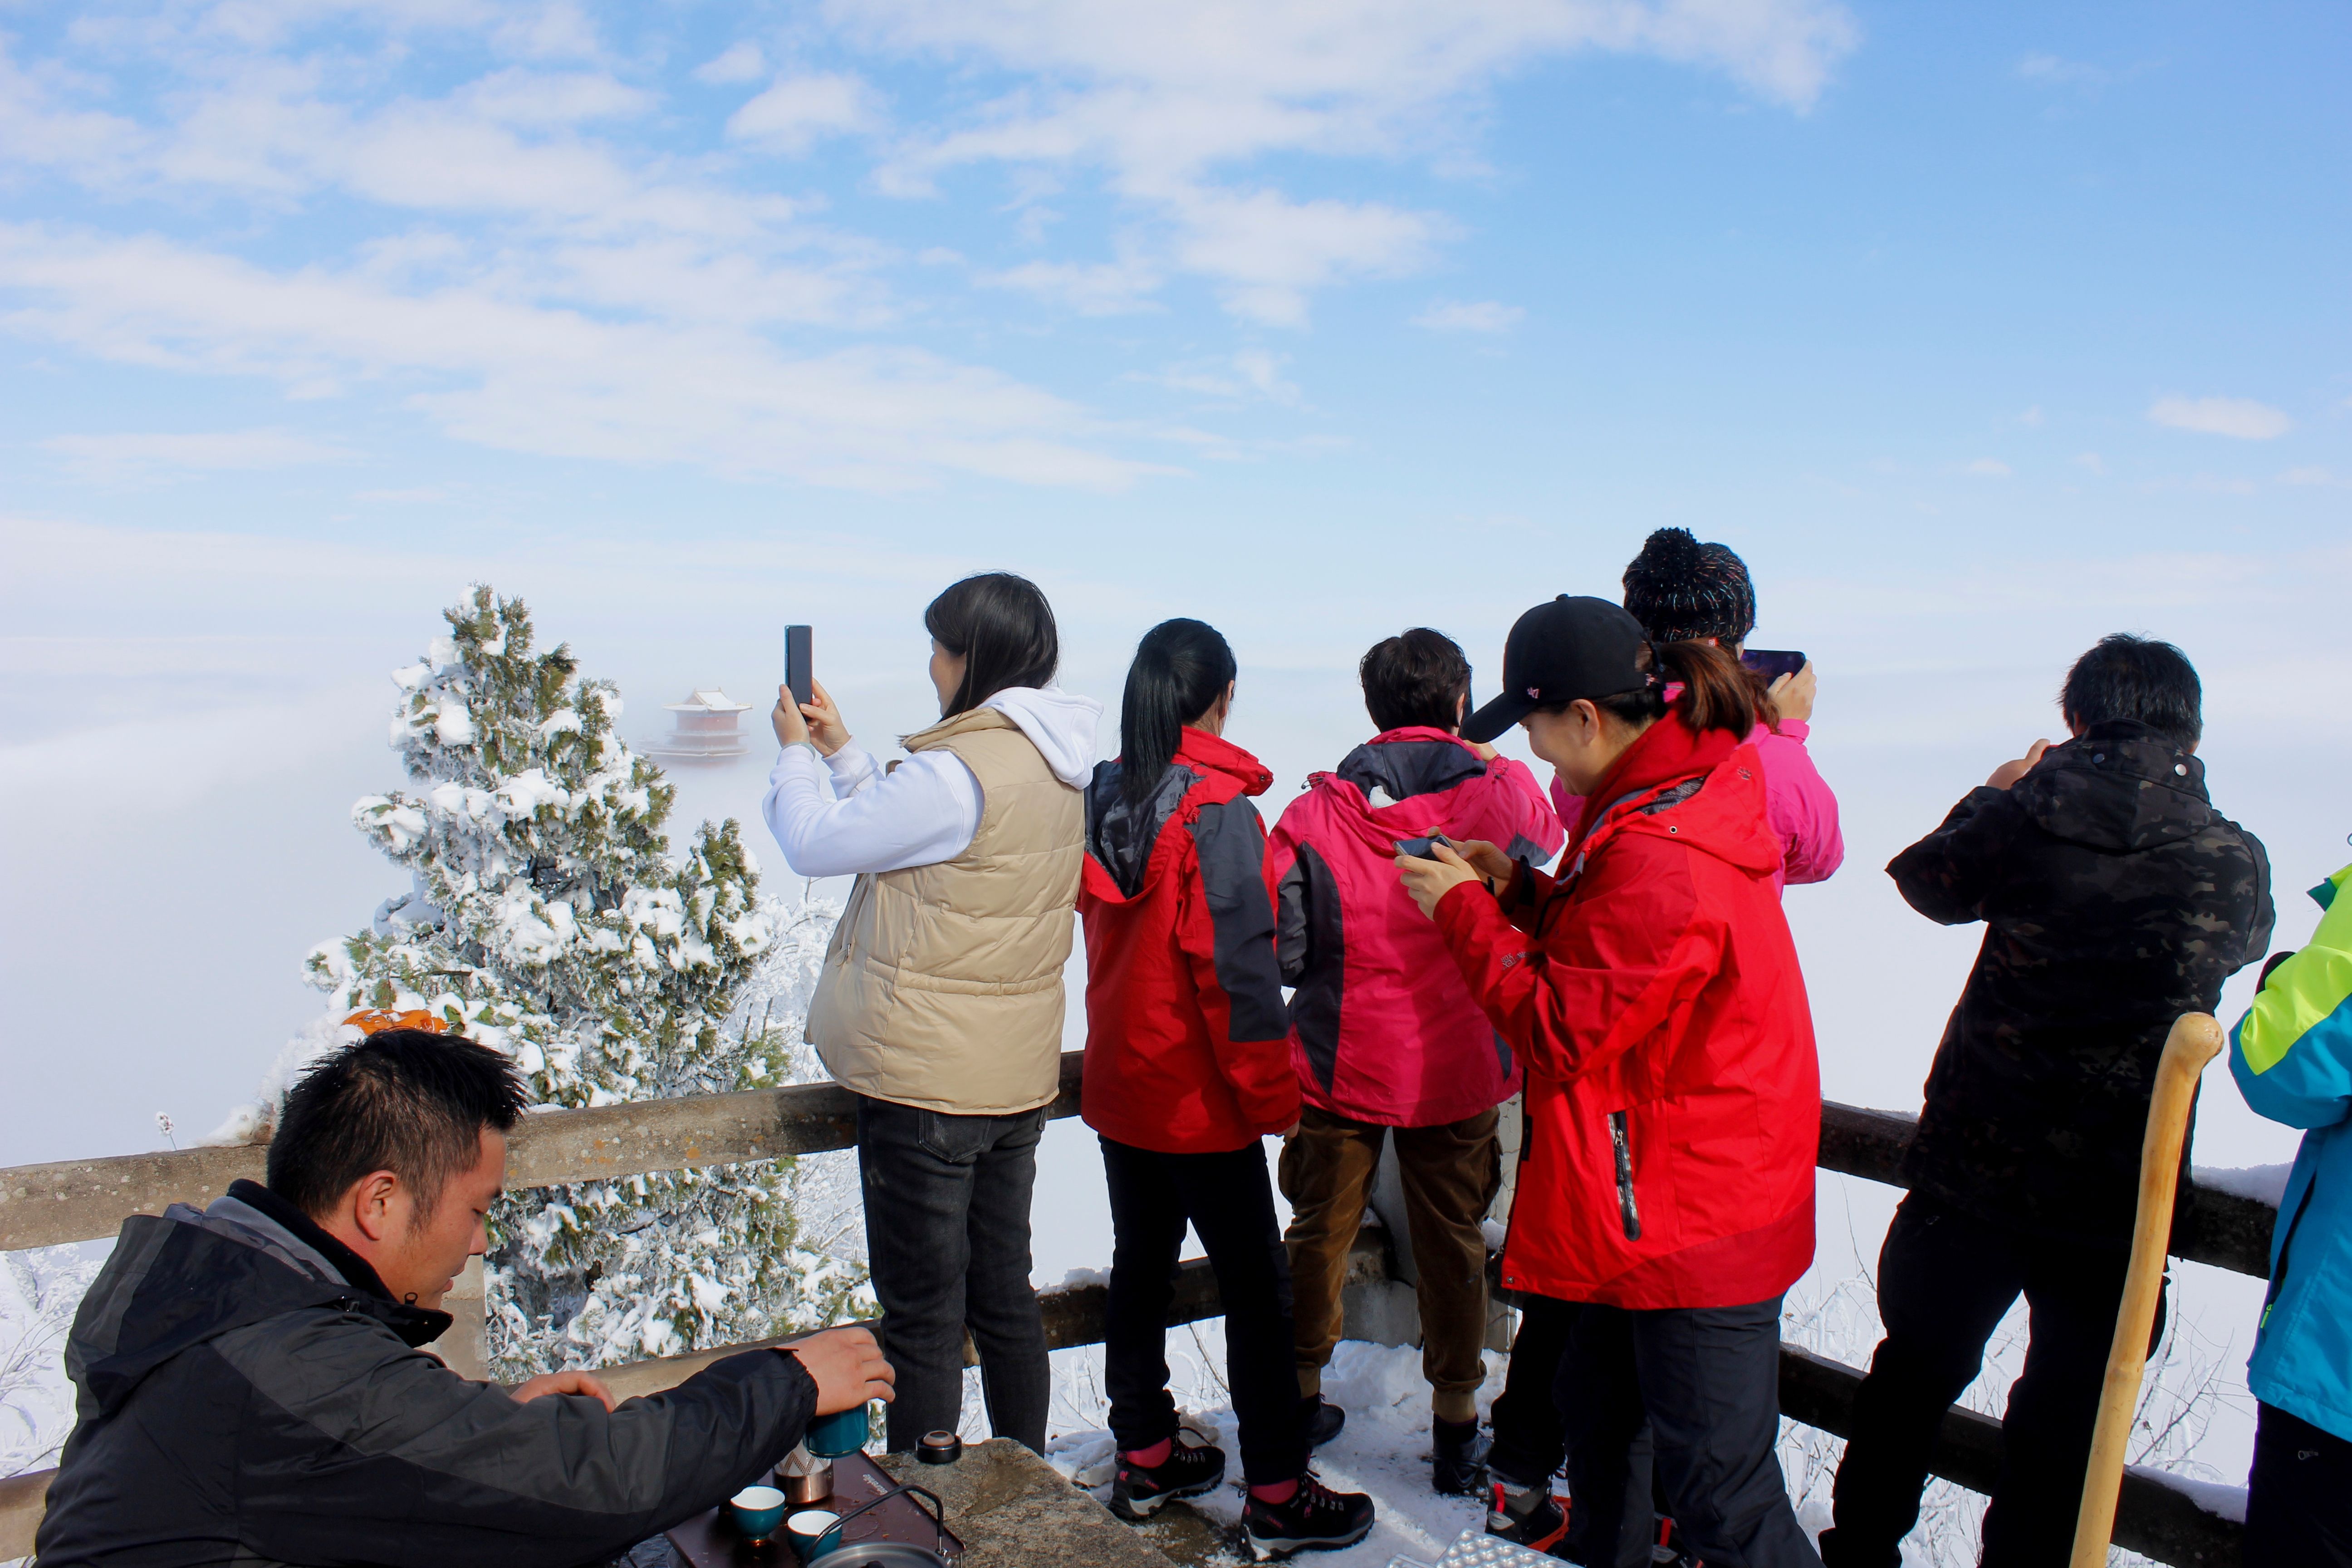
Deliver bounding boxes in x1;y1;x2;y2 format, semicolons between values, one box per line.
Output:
1243;1474;1377;1559
1298;1395;1345;1450
1486;1475;1571;1557
1432;1416;1491;1495
1108;1431;1226;1522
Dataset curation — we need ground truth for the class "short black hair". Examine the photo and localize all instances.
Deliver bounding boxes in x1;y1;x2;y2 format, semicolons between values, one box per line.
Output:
268;1029;527;1224
1362;628;1471;733
2060;634;2202;750
924;572;1059;717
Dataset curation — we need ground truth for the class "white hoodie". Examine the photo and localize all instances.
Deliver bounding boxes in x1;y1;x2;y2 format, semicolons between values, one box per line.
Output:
762;686;1103;879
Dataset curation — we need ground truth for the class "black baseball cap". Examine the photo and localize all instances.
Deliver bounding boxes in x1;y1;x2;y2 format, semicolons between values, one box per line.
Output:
1460;596;1652;743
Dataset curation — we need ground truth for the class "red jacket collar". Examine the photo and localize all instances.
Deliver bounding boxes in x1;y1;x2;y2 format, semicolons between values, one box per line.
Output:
1174;726;1274;796
1571;712;1738;848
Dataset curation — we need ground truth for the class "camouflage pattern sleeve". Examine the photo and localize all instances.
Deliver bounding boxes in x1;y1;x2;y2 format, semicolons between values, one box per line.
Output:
1886;786;2020;926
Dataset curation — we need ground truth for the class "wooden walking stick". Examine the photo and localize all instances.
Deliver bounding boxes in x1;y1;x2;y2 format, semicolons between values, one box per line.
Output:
2067;1012;2225;1568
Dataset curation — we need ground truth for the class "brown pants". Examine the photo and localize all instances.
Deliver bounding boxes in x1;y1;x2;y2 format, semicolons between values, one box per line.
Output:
1280;1104;1501;1423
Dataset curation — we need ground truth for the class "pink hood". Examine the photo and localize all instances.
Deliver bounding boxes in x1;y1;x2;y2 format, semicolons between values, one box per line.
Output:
1550;719;1843;892
1265;728;1564;1127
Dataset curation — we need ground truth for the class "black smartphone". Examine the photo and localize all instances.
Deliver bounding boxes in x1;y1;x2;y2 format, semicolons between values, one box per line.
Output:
1740;648;1806;682
784;625;813;707
1394;832;1456;860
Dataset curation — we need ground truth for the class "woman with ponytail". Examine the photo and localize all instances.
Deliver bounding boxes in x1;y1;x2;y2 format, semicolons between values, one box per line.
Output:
1397;596;1822;1568
1078;619;1375;1559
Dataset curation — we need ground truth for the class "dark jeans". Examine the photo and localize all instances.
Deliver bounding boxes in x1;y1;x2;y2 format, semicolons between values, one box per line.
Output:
1821;1193;2166;1568
2246;1401;2352;1566
1101;1135;1307;1486
857;1095;1051;1452
1488;1294;1655;1568
1564;1296;1817;1568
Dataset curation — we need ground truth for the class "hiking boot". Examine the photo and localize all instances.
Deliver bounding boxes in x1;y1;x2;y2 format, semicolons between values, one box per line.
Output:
1486;1476;1570;1557
1243;1474;1376;1559
1298;1395;1345;1450
1432;1416;1491;1496
1108;1431;1226;1522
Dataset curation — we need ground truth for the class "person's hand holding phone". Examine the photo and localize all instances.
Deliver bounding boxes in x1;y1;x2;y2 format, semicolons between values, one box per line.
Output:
1768;661;1817;725
1396;840;1494;918
1986;739;2051;791
772;685;813;750
801;680;849;756
788;1326;897;1415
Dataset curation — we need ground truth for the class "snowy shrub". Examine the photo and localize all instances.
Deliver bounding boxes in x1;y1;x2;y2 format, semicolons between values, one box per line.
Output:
0;1245;103;1478
245;586;868;1377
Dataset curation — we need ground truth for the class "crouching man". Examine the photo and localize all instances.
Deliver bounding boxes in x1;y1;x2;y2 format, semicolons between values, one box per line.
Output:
35;1028;893;1568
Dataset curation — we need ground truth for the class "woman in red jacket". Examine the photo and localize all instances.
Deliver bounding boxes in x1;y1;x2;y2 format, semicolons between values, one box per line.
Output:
1398;596;1821;1568
1080;618;1374;1559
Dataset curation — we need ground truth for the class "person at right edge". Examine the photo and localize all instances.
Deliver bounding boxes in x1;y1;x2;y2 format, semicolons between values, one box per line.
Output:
2228;848;2352;1565
1818;634;2273;1568
1397;596;1824;1568
1078;618;1376;1558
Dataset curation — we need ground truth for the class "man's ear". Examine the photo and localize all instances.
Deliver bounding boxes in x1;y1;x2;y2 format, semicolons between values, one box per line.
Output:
349;1170;402;1244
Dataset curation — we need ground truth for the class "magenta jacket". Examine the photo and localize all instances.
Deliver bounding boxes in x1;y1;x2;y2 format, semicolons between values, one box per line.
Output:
1550;718;1843;892
1265;727;1566;1127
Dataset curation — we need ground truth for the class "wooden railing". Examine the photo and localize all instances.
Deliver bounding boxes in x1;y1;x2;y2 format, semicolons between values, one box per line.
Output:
0;1056;2265;1564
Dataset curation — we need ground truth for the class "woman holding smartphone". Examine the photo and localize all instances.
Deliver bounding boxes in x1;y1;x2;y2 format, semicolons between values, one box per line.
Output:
762;572;1100;1454
1077;619;1375;1558
1397;595;1821;1568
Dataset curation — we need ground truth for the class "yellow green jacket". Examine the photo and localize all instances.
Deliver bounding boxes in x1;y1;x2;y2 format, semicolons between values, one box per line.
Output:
2230;862;2352;1441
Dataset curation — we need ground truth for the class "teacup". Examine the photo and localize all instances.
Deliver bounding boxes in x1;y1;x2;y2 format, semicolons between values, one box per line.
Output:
728;1485;789;1544
803;1404;871;1458
786;1508;843;1558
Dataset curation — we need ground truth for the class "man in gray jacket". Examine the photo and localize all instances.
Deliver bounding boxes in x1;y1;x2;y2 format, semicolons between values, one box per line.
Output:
35;1028;892;1568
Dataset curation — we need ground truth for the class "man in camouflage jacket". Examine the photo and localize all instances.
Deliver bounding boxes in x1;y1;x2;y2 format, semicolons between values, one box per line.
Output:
1820;635;2272;1568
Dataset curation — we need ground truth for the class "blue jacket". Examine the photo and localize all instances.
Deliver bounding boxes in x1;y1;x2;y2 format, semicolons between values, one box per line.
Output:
2231;861;2352;1442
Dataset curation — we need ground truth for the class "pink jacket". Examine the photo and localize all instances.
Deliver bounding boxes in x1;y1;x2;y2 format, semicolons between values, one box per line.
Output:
1265;727;1566;1127
1550;719;1843;892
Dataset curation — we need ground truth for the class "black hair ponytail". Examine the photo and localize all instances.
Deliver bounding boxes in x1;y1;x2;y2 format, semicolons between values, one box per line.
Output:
1119;619;1236;808
1594;640;1774;738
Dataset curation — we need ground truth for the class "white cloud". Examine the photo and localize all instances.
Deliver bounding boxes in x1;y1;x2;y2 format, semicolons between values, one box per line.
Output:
1964;458;2011;477
0;224;1167;492
981;255;1164;314
728;73;885;152
695;41;770;85
2074;451;2106;474
2148;395;2293;441
1413;299;1524;333
2016;53;2105;87
44;427;355;477
852;0;1857;320
1137;349;1300;405
2279;466;2341;488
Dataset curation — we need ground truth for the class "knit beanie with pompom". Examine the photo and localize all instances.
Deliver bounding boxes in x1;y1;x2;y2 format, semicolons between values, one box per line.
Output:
1621;527;1757;644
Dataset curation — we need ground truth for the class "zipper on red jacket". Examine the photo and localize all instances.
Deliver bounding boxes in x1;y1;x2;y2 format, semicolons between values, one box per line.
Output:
1608;1111;1642;1241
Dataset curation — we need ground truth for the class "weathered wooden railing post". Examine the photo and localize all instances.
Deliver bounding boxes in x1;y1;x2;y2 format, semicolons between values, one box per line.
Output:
441;1256;488;1381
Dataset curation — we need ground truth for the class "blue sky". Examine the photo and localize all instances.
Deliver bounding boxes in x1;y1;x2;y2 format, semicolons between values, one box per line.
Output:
2;1;2348;1164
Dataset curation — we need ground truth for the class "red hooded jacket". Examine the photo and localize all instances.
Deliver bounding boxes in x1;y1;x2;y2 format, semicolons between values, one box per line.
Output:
1432;714;1820;1309
1265;728;1564;1127
1079;728;1301;1153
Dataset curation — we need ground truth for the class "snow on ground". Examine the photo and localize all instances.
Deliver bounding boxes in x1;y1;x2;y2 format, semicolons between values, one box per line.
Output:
2190;1164;2293;1207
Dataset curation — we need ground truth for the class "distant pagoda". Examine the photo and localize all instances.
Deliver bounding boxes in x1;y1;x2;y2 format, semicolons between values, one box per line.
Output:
648;689;755;762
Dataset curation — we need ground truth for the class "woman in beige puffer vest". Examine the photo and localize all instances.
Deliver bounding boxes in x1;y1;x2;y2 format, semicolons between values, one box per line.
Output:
762;573;1100;1454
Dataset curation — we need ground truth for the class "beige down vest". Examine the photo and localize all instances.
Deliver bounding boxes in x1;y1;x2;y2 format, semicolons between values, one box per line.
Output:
805;706;1084;1115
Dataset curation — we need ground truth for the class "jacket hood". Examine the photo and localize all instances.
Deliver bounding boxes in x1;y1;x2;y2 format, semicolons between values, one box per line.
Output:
1085;729;1270;900
2009;720;2217;853
1307;730;1510;859
1577;715;1779;878
71;1189;449;1419
984;685;1104;789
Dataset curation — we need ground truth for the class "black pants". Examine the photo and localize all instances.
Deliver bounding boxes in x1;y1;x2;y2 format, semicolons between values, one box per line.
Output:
856;1096;1051;1452
1821;1193;2165;1568
2246;1401;2352;1565
1101;1135;1307;1486
1488;1294;1656;1568
1563;1296;1817;1568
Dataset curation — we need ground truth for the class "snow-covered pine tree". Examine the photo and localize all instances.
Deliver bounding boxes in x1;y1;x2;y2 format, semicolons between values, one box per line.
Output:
301;585;866;1377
